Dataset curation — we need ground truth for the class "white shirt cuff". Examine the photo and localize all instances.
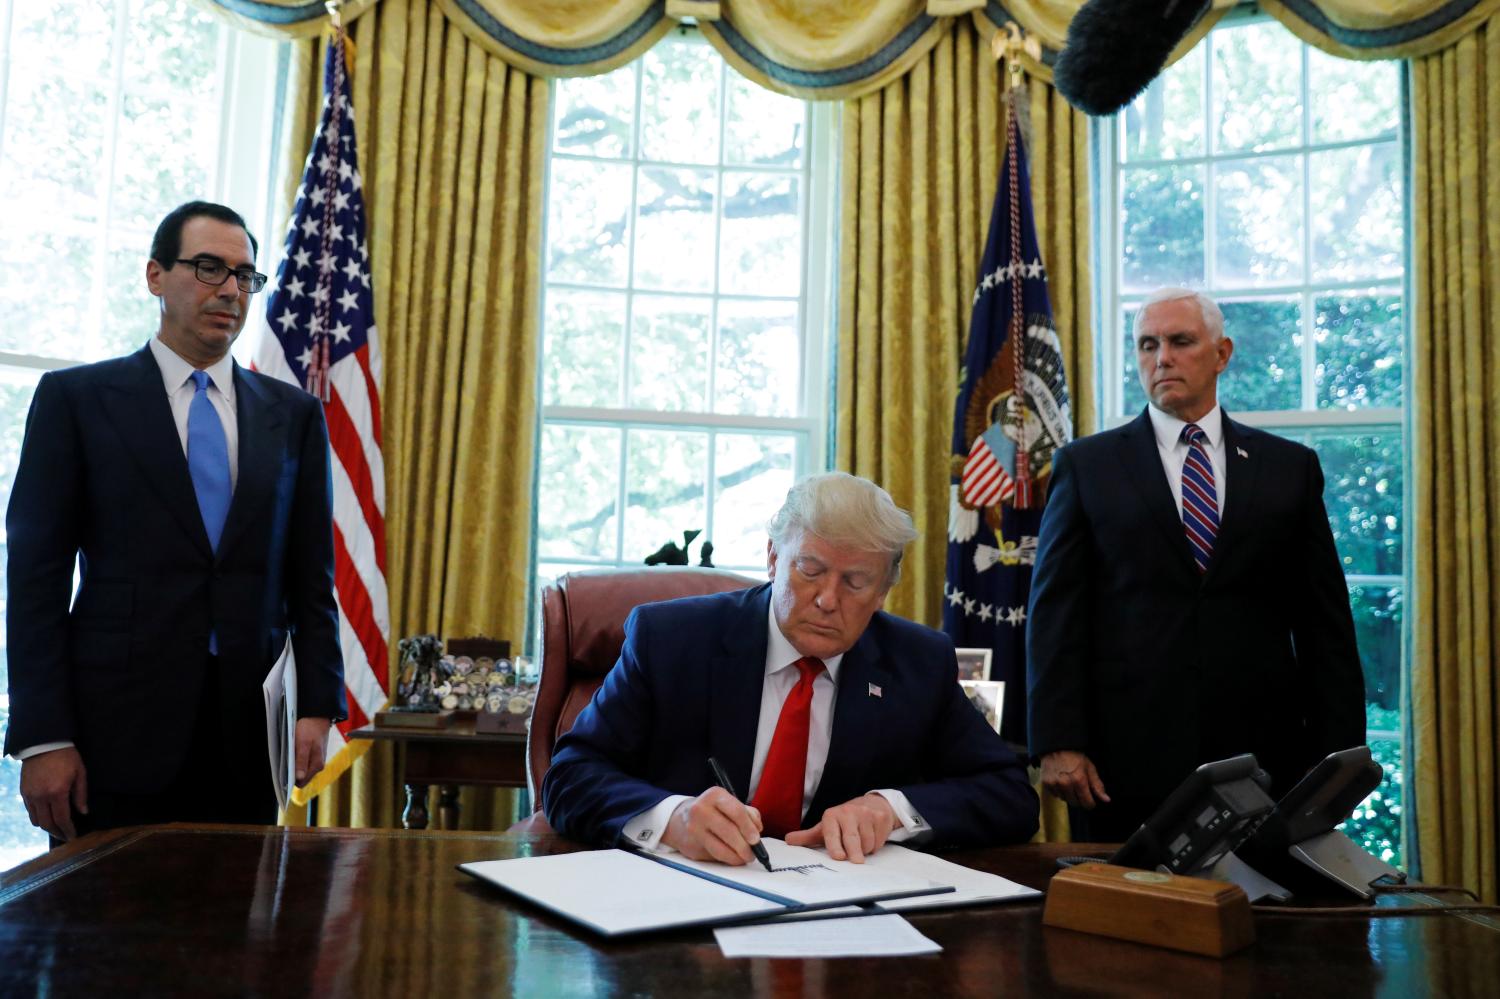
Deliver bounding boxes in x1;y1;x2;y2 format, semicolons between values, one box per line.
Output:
15;741;75;761
870;789;928;843
622;794;691;851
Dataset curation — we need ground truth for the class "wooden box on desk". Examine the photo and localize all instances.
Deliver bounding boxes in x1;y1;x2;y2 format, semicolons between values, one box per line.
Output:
1043;863;1255;958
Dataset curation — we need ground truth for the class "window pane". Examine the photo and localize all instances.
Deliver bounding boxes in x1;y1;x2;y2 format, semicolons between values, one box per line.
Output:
0;368;47;869
537;425;622;559
546;159;632;286
1213;156;1302;287
629;294;710;411
1349;584;1401;713
624;429;708;563
718;172;801;296
712;434;796;568
1314;291;1403;410
1121;165;1204;292
1310;50;1398;143
1340;734;1402;867
100;239;158;360
1122;44;1204;161
715;299;800;417
633;167;716;292
1218;298;1301;411
552;64;637;159
1308;430;1403;576
1119;306;1147;414
0;229;96;357
639;40;719;165
543;289;625;407
1212;22;1302;153
1310;143;1402;283
724;75;805;168
111;89;218;234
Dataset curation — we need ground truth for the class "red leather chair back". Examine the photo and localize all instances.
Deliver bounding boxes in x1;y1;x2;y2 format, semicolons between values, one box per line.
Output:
526;566;759;802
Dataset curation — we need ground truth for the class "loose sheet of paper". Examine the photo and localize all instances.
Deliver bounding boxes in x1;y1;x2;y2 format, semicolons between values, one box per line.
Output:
261;637;297;811
715;914;941;958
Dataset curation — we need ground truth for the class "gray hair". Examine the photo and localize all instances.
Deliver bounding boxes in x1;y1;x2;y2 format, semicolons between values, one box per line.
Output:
767;472;918;585
1133;287;1225;342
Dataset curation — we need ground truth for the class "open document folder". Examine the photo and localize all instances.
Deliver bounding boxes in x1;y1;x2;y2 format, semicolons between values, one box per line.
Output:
458;839;954;937
261;637;297;812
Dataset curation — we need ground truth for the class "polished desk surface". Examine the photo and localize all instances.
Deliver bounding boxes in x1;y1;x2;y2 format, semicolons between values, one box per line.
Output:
1;825;1496;997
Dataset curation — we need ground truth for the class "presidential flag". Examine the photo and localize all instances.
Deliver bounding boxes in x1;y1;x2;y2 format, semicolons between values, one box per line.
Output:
253;31;390;804
943;92;1071;745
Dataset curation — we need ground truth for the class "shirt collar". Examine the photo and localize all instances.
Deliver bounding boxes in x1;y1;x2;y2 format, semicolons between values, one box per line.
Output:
149;336;236;403
1147;402;1222;449
765;602;842;682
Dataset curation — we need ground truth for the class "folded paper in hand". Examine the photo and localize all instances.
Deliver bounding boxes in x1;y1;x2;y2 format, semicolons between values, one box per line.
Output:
261;637;297;812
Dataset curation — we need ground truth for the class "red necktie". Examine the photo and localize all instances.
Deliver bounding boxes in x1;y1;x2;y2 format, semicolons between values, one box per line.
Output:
750;656;824;838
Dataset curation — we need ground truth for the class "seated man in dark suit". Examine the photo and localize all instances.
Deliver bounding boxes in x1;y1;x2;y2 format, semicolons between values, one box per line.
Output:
543;472;1039;865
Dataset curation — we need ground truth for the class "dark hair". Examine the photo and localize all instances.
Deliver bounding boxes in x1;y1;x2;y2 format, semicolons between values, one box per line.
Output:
150;201;259;267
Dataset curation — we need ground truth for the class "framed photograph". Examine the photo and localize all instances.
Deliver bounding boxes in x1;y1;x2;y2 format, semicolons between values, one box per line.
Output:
954;646;993;682
960;680;1006;733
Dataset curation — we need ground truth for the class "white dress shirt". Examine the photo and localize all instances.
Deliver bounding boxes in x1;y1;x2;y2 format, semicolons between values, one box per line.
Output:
1147;402;1228;518
623;604;927;849
14;339;239;762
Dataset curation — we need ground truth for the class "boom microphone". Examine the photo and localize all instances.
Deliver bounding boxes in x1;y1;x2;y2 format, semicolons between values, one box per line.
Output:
1052;0;1212;117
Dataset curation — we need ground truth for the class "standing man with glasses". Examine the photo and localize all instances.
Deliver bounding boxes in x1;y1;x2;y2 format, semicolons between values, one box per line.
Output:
1025;287;1365;842
6;201;346;842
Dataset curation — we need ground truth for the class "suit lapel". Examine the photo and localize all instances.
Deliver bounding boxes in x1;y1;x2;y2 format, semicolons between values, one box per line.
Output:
1210;414;1262;577
102;347;212;556
1115;409;1196;572
217;364;286;562
707;587;772;796
813;626;891;816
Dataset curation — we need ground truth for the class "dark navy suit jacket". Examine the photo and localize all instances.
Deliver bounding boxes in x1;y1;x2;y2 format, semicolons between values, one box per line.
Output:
542;583;1040;850
4;344;346;794
1026;408;1365;826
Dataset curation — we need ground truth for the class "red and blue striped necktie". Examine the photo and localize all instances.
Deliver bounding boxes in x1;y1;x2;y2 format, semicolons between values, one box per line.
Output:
1180;423;1219;574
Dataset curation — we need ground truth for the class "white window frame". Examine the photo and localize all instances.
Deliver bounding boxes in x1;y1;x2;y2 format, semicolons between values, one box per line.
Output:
534;29;839;578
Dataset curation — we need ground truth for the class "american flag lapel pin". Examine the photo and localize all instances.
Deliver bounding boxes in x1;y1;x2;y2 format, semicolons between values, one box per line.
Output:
1236;446;1249;459
868;683;882;698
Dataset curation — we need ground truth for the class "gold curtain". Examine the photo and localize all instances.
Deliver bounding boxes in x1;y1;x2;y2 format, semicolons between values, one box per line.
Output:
836;19;1092;630
836;22;1087;842
278;0;549;830
1410;17;1500;904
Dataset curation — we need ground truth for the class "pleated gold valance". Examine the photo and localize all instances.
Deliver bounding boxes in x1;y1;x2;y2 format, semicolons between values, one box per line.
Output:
195;1;1500;96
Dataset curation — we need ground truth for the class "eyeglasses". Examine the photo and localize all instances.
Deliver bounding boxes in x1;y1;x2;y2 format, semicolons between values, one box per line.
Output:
174;258;268;294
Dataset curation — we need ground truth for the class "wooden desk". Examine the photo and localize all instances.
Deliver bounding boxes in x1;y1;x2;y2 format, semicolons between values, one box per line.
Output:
348;722;529;830
2;825;1495;997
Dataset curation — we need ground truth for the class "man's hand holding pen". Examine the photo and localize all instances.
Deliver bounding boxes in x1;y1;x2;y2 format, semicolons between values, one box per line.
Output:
660;786;767;867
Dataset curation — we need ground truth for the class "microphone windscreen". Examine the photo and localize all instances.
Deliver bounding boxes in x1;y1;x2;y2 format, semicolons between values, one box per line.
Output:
1053;0;1211;117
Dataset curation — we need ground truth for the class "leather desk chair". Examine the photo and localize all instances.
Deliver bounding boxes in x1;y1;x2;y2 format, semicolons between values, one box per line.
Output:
512;566;758;833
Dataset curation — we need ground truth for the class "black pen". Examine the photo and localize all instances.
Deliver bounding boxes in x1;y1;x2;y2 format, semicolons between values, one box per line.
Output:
707;756;773;872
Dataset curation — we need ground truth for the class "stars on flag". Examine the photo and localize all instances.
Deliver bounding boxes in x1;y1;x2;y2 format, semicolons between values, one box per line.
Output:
943;583;1026;628
970;257;1046;306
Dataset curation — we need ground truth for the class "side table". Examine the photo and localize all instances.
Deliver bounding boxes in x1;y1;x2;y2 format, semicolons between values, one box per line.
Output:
347;719;530;830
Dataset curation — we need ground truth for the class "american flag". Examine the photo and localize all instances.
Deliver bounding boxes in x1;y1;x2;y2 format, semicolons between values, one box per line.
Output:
253;33;390;804
942;89;1071;744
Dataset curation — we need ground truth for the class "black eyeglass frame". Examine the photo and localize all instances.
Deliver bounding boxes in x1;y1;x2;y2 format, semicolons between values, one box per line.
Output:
173;257;269;294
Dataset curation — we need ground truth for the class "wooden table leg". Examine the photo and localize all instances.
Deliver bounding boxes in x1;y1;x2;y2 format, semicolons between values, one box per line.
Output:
404;783;429;830
438;785;461;830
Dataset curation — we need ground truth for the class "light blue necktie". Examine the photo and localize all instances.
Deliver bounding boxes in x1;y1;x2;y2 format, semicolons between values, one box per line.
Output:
188;370;230;654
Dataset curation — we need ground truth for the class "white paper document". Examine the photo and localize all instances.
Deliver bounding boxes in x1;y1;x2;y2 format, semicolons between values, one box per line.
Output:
458;839;952;937
715;914;941;958
659;839;953;907
461;849;785;936
762;844;1041;920
261;637;297;812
